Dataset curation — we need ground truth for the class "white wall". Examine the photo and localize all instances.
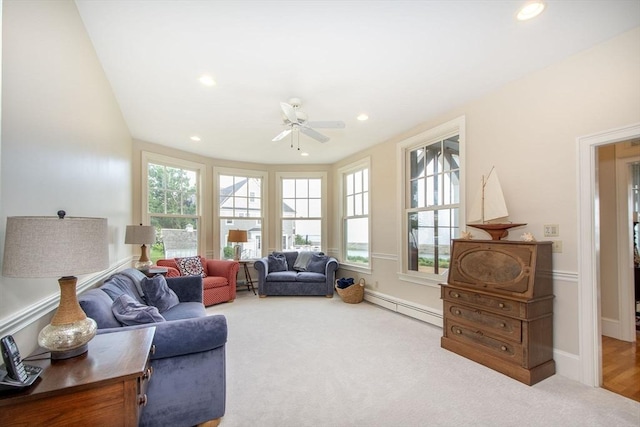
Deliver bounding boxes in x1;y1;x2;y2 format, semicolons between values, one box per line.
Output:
0;0;133;354
334;27;640;380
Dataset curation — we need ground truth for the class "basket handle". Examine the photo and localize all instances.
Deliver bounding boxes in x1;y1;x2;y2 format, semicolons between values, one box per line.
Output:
358;278;365;287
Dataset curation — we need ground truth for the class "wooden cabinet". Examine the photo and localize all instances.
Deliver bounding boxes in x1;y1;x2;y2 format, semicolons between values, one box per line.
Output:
0;327;155;426
441;240;554;385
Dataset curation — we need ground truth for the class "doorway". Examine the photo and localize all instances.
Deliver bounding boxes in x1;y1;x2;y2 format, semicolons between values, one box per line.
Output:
577;123;640;388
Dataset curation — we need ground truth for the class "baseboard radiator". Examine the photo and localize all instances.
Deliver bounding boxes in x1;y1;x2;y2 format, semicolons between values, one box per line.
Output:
363;289;443;328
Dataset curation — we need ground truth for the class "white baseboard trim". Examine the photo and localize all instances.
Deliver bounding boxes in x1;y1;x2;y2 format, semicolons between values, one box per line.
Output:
364;289;443;327
364;289;582;382
600;317;620;339
0;258;132;338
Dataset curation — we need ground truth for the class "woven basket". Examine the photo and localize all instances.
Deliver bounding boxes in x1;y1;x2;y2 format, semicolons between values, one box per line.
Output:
335;278;365;304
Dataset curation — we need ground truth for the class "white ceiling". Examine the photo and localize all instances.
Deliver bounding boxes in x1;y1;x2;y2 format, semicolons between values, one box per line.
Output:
75;0;640;165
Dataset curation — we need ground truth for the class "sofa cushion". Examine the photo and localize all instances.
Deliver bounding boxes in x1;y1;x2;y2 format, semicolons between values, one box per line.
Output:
296;272;327;283
268;253;288;272
306;254;329;273
79;288;122;329
142;275;180;313
265;271;298;282
162;301;207;321
203;276;229;290
111;294;165;326
176;256;206;277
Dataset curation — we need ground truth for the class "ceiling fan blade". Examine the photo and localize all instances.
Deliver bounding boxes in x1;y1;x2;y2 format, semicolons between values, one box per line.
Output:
300;127;330;143
280;102;299;124
307;121;345;129
272;128;292;142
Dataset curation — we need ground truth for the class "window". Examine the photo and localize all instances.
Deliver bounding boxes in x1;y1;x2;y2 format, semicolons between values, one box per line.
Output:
143;152;204;262
217;169;266;260
400;117;464;281
341;160;370;266
277;173;326;251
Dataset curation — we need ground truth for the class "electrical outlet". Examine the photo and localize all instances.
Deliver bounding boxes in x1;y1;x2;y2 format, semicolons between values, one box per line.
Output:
551;240;563;253
544;224;559;237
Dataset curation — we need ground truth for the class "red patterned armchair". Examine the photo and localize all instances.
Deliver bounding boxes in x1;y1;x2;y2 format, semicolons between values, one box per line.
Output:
156;256;239;306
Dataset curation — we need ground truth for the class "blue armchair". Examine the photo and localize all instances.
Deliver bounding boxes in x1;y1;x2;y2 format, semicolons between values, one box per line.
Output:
78;268;226;427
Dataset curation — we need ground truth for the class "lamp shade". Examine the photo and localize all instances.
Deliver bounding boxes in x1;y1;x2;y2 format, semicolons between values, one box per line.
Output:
228;229;247;243
125;225;156;245
3;215;109;278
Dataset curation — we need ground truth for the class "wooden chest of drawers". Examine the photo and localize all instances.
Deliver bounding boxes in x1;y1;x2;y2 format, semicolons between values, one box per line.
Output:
0;327;155;426
441;240;554;385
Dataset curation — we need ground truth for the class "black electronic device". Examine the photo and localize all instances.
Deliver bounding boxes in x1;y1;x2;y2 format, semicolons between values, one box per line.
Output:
0;335;42;390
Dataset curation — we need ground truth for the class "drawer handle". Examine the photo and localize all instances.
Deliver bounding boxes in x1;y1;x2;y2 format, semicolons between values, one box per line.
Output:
138;394;148;407
500;345;508;351
451;292;459;298
143;367;153;380
498;303;505;308
500;323;506;328
150;345;156;356
455;329;462;334
454;310;461;315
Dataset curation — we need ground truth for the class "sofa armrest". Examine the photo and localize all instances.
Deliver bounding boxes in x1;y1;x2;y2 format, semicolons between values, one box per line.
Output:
97;314;227;360
254;257;268;289
166;275;203;303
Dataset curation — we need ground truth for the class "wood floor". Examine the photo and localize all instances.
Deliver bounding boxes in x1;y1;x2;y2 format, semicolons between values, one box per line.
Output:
601;333;640;402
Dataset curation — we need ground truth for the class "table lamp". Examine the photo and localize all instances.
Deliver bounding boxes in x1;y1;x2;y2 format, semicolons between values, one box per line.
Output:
227;229;247;261
2;211;109;360
125;224;156;269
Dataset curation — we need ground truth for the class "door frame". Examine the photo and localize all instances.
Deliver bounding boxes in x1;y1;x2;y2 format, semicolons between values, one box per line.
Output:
577;122;640;387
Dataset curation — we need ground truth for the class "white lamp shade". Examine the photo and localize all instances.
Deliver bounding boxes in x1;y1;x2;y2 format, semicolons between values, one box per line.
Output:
2;216;109;278
125;225;156;245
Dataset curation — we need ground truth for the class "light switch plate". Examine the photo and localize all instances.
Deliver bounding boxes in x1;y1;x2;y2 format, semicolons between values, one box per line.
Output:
544;224;559;237
551;241;563;253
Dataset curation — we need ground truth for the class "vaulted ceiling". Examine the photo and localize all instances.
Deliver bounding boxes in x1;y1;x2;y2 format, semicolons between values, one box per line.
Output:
75;0;640;164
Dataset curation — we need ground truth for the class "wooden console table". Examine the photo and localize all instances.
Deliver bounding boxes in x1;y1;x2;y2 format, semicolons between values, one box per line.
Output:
0;327;155;426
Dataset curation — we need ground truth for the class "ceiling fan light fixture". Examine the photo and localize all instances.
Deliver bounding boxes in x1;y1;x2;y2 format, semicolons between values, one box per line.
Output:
517;1;545;21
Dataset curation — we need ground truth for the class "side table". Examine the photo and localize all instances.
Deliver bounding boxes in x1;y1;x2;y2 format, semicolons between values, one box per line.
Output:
0;327;155;426
238;260;257;295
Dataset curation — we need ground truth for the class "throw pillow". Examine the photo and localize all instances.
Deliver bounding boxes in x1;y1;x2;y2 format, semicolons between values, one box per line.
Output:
176;256;205;277
141;274;180;313
268;252;288;272
307;254;329;273
111;294;165;326
293;251;314;272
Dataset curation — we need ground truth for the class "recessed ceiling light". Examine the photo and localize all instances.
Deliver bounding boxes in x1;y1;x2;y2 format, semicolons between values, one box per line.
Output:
300;152;309;157
198;75;216;86
357;113;369;121
517;1;545;21
190;135;201;142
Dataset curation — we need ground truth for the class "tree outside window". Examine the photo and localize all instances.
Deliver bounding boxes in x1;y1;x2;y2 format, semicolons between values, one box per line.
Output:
147;161;200;261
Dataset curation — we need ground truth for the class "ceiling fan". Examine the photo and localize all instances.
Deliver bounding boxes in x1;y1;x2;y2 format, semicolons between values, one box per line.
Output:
272;98;345;144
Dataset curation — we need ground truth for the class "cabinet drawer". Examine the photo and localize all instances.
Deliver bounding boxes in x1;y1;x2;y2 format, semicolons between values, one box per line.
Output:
444;301;522;342
442;286;525;318
444;319;524;365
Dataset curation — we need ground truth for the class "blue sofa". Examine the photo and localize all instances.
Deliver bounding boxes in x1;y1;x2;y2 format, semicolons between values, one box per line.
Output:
78;268;226;427
255;251;338;297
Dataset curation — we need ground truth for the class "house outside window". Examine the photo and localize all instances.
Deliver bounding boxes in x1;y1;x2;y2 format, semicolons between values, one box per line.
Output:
341;159;370;267
216;169;266;260
399;116;465;281
277;172;326;252
143;152;204;262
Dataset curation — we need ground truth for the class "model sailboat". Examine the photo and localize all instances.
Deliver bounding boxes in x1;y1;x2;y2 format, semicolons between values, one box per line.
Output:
467;167;525;240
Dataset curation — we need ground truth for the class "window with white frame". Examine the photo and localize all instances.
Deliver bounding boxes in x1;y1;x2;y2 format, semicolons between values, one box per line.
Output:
217;170;266;260
401;117;464;279
143;153;204;262
278;173;326;252
341;160;370;266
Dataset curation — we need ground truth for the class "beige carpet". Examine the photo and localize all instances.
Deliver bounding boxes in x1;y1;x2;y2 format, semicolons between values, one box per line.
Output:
208;290;640;427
